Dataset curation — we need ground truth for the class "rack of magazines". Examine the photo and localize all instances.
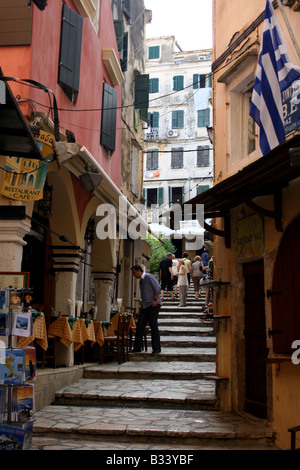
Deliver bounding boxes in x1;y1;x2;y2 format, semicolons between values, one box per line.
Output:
0;287;36;450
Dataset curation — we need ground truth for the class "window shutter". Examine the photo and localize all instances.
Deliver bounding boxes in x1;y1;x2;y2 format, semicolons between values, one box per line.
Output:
173;75;184;91
58;4;83;102
197;108;210;127
122;0;131;20
197;185;209;194
148;45;160;60
100;82;117;154
158;187;164;205
197;145;210;166
114;20;123;52
193;74;199;89
152;112;159;128
146;150;158;170
149;78;159;93
171;148;183;169
121;32;128;72
172;110;184;128
134;74;149;110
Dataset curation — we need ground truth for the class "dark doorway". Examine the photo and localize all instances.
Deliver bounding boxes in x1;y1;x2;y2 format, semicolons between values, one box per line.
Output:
243;260;268;418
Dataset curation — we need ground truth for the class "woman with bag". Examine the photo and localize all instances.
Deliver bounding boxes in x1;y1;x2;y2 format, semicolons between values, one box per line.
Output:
191;255;202;299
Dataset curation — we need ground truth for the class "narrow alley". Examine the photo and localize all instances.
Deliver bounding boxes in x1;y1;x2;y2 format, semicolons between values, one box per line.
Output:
31;289;278;451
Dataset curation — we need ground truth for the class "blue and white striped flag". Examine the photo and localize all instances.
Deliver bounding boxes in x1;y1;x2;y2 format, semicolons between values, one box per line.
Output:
250;0;300;156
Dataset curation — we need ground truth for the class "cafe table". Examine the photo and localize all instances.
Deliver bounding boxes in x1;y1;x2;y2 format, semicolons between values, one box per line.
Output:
17;311;48;351
48;316;84;351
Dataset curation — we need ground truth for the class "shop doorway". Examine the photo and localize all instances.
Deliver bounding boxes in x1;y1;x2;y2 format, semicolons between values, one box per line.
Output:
243;260;268;418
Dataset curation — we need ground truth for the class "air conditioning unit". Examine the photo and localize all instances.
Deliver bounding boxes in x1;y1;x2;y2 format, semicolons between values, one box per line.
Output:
168;130;178;137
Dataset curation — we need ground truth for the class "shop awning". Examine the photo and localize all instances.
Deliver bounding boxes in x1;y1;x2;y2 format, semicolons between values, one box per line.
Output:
168;134;300;248
0;70;44;160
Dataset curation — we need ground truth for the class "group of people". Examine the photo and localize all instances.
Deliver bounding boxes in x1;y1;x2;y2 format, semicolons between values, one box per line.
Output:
130;250;212;356
159;251;213;307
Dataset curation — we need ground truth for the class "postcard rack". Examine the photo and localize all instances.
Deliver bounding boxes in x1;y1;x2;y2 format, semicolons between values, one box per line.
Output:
0;287;35;450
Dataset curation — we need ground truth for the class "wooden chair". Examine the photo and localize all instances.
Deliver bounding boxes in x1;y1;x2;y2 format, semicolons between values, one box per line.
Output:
125;306;149;352
103;313;125;364
42;309;57;369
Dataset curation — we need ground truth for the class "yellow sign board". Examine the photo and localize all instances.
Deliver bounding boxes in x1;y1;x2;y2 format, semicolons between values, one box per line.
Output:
233;214;264;261
0;131;53;201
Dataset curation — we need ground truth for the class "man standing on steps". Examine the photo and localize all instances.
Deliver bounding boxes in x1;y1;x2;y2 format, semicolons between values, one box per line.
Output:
131;265;162;354
159;252;174;302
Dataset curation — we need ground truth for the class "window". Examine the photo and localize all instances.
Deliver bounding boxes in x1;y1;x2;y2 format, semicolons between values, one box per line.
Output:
169;187;183;206
145;188;164;207
193;73;212;89
230;85;256;163
148;45;160;60
197;146;210;166
172;110;184;129
58;4;83;103
149;78;159;93
73;0;100;32
173;75;184;91
100;82;117;154
197;185;210;194
114;21;128;72
171;148;183;169
146;150;159;170
148;111;159;128
197;108;210;127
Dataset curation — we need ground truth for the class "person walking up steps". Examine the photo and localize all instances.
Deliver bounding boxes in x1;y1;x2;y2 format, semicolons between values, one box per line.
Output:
131;265;162;354
159;252;174;301
177;259;188;307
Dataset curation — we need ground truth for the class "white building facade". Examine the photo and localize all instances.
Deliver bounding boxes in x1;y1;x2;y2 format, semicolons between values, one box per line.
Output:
143;37;213;233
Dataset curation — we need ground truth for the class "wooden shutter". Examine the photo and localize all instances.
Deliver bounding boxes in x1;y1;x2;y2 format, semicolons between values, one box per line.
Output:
193;74;199;89
135;75;149;110
173;76;184;91
114;20;124;51
100;82;117;154
149;78;159;93
121;32;128;72
197;108;210;127
122;0;131;20
197;145;210;166
58;4;83;102
171;148;183;168
0;0;32;46
148;46;160;60
158;187;164;205
172;110;184;128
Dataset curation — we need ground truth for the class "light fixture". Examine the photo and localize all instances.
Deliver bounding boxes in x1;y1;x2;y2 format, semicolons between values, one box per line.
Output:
80;172;103;192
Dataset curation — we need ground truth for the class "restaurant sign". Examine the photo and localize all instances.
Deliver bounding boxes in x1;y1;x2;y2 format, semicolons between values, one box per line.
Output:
0;131;53;201
233;214;264;261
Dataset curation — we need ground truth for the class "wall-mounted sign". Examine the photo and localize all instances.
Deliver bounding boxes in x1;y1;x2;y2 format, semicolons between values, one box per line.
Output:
0;130;53;201
233;214;264;261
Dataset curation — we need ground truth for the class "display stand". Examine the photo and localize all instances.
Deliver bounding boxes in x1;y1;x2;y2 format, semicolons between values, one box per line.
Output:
0;287;35;450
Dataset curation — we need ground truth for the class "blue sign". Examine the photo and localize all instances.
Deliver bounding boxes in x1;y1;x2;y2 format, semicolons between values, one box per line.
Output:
283;80;300;136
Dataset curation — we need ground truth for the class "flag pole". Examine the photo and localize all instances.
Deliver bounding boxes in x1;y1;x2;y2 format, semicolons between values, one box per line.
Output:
276;0;300;60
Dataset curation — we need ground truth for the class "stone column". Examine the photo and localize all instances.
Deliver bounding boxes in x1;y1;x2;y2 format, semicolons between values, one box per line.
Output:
0;219;31;271
51;246;83;366
93;272;116;321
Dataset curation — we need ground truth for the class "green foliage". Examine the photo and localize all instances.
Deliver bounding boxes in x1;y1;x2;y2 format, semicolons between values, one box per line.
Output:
146;234;176;274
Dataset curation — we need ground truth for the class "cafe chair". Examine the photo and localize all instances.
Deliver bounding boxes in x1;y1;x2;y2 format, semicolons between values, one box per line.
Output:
42;309;57;369
125;306;149;352
103;313;125;364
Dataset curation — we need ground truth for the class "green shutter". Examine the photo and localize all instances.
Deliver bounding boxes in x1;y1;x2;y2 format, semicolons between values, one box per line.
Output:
158;187;164;205
113;20;123;51
173;75;184;91
58;4;83;102
134;74;149;110
193;74;199;89
100;82;117;154
152;111;159;128
122;0;131;20
197;108;210;127
149;78;159;93
121;32;128;72
148;45;160;60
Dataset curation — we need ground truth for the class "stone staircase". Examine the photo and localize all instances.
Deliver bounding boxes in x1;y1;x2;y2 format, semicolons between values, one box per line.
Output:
32;289;278;450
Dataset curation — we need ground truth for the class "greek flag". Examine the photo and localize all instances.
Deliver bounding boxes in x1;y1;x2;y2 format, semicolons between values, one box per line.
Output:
250;0;300;156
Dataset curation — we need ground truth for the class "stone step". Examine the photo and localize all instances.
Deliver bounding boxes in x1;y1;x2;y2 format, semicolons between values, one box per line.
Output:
83;361;216;380
54;377;218;410
157;326;214;336
33;404;277;449
129;347;216;362
158;317;211;327
157;335;216;348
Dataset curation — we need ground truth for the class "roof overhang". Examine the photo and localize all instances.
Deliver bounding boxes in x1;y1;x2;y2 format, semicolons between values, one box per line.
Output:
170;134;300;248
0;70;44;160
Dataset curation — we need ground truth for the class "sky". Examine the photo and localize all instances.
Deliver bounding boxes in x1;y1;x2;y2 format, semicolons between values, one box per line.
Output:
144;0;212;51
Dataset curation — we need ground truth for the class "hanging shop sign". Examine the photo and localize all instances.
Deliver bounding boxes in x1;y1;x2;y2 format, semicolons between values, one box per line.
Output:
233;214;264;261
0;130;54;201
